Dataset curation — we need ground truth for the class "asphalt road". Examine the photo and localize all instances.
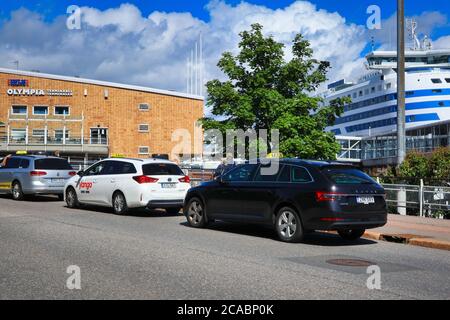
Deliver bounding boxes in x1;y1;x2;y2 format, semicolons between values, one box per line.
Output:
0;195;449;300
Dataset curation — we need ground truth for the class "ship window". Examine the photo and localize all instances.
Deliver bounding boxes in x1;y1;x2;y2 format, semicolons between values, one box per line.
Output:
432;89;442;93
359;91;363;97
438;102;445;107
352;92;357;98
364;89;369;95
406;91;414;96
445;78;450;83
386;83;392;90
371;87;375;93
431;78;442;84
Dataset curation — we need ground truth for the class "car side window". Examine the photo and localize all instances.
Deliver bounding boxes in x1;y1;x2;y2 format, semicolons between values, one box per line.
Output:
277;165;291;182
102;161;137;175
5;158;21;169
254;164;280;182
19;159;30;169
84;162;107;176
222;164;258;182
292;166;312;183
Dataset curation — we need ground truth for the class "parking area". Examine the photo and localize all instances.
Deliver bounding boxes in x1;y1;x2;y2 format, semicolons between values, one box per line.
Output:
0;195;449;299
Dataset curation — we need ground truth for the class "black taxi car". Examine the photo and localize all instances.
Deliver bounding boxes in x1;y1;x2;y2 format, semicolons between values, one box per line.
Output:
183;159;387;243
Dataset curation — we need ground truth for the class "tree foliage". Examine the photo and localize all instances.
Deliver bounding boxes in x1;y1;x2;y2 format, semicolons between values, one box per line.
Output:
201;23;348;159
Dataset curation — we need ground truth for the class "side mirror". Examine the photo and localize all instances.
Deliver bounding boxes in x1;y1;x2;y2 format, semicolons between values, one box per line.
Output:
77;170;84;177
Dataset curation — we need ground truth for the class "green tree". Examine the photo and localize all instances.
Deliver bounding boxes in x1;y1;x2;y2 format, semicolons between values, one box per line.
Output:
202;23;348;159
429;147;450;180
398;151;429;182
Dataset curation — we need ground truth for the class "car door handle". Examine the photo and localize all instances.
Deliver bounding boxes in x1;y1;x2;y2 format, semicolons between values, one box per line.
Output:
110;179;116;183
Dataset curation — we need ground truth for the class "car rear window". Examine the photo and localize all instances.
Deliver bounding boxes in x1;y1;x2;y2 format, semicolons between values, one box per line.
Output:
321;167;375;185
142;163;184;176
34;158;73;170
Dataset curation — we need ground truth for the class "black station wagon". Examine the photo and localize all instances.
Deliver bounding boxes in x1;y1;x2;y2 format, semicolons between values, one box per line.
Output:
183;159;387;243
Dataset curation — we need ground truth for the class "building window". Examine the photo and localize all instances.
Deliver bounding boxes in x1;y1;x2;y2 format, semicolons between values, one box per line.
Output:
138;146;149;155
386;83;392;90
33;106;48;115
32;129;45;137
11;105;27;115
138;103;150;111
431;78;442;84
11;129;26;143
54;129;70;141
138;124;149;132
54;106;70;116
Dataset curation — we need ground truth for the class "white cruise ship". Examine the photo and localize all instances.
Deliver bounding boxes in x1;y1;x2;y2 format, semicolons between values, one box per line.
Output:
323;32;450;137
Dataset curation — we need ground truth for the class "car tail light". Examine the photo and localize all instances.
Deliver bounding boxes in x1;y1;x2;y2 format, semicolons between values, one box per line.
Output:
30;171;47;176
133;175;159;184
315;191;344;202
179;176;190;183
68;171;77;176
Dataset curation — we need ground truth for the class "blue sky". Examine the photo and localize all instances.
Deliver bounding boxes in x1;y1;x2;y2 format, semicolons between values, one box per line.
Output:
0;0;449;92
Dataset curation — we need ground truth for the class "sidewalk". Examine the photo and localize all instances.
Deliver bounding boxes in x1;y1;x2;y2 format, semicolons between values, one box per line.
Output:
363;214;450;251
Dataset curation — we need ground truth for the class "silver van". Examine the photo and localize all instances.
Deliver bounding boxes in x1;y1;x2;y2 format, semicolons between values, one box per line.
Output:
0;155;76;200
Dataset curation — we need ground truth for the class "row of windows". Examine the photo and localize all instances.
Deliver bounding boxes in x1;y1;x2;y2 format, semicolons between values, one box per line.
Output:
11;105;70;116
223;164;313;183
334;100;450;125
346;118;397;133
431;78;450;84
10;103;153;116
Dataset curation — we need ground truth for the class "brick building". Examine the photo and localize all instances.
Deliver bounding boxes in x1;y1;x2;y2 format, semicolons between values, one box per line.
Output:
0;68;204;167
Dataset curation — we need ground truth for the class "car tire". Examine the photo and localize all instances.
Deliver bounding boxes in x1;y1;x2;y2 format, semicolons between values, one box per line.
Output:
113;191;129;215
275;207;304;243
166;207;182;215
338;229;365;241
66;187;79;208
185;197;207;228
11;181;25;201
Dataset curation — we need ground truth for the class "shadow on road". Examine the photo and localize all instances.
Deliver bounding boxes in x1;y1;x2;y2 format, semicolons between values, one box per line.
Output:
180;221;377;247
0;194;60;202
63;204;182;218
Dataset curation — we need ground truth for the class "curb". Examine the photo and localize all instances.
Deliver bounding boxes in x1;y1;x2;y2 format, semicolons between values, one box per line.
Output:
363;231;450;251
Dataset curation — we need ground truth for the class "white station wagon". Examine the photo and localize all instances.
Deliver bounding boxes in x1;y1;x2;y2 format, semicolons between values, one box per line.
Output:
64;158;191;215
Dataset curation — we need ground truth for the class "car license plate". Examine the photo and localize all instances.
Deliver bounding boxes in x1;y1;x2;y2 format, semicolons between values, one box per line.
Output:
51;178;65;184
161;183;176;189
357;196;375;204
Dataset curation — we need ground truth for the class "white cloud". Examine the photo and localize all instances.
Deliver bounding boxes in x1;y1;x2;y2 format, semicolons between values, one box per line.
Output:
0;1;447;97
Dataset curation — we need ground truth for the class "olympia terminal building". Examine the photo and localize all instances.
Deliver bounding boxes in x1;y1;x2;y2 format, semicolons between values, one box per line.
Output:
0;68;204;167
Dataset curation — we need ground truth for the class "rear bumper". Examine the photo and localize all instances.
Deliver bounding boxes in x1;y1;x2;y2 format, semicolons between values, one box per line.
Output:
23;186;65;195
147;199;184;209
304;209;388;231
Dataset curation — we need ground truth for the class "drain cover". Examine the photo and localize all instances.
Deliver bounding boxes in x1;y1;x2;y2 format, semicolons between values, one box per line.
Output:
326;259;374;267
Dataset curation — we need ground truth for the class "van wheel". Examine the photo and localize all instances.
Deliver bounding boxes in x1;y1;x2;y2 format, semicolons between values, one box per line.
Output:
66;187;79;208
185;197;206;228
166;207;182;215
113;191;129;215
338;229;365;241
275;207;304;243
12;181;24;201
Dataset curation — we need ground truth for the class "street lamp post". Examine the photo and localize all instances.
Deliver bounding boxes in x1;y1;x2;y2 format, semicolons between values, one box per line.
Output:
397;0;406;165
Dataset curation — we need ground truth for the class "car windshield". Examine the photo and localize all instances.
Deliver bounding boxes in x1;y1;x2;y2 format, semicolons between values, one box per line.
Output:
34;158;73;170
321;167;375;185
142;163;183;176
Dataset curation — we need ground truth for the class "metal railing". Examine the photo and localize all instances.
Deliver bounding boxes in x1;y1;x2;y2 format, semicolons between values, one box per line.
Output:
2;135;108;145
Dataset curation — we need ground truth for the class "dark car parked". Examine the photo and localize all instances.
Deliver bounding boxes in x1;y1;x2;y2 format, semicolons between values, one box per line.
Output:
184;159;387;243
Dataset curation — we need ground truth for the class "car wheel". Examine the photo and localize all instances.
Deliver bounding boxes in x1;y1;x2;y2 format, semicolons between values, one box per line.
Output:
185;197;206;228
66;187;79;208
166;207;182;215
113;191;129;215
338;229;365;241
275;207;304;243
11;181;25;201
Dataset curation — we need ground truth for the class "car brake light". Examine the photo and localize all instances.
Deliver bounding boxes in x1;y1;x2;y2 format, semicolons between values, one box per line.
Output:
315;191;344;202
133;175;159;184
30;171;47;176
69;171;77;176
179;176;190;183
320;217;344;222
